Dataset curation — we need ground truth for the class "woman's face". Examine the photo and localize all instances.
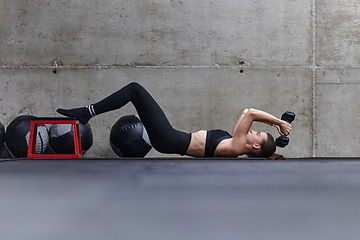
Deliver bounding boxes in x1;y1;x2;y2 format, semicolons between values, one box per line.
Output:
247;130;268;146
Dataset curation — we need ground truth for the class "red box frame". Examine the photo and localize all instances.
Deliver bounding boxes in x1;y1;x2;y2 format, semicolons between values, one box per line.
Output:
27;118;82;158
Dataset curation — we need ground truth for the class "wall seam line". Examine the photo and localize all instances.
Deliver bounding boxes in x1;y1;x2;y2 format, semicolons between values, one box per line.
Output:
312;0;317;157
3;65;360;70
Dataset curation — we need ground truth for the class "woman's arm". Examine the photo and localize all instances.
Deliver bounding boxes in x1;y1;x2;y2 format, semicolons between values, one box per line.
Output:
247;109;292;136
232;109;286;135
232;108;292;139
231;108;249;136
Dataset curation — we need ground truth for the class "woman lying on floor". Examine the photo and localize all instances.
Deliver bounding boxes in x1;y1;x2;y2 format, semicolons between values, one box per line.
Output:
57;82;291;159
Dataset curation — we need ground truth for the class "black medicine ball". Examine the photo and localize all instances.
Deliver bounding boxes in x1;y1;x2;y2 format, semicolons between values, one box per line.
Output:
5;115;49;158
49;122;93;155
0;121;5;150
110;115;152;157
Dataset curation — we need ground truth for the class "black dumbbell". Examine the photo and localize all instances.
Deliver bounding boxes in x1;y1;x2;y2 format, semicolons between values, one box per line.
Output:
275;111;295;148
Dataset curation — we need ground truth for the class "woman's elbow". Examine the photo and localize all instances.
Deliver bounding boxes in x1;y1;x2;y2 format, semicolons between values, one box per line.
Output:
247;108;257;116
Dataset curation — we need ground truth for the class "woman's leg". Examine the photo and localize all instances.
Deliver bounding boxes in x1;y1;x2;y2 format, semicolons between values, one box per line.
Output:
57;82;190;154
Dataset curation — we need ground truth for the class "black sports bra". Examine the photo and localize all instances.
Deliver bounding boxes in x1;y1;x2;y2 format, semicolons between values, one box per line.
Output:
204;129;232;157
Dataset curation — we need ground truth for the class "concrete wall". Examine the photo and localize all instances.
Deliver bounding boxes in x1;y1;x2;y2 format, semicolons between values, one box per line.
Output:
0;0;358;158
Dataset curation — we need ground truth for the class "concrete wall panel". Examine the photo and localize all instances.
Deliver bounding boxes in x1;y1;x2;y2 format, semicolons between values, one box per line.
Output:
0;0;312;66
317;0;360;66
316;69;360;157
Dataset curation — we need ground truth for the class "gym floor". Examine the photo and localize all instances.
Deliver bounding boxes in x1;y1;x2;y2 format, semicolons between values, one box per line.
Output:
1;158;360;240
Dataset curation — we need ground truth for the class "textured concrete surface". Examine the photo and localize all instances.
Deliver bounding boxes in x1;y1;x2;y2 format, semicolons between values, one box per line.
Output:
316;76;360;157
0;0;359;157
1;159;360;240
0;0;311;66
0;67;312;158
316;0;360;66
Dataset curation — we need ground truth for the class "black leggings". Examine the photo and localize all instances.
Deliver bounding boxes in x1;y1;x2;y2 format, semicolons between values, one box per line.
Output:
93;82;191;155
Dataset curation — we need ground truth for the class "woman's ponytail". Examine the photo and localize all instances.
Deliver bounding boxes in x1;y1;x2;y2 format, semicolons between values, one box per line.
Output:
268;153;286;160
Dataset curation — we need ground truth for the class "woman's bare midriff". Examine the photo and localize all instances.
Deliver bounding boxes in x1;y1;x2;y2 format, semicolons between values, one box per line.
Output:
185;130;207;157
